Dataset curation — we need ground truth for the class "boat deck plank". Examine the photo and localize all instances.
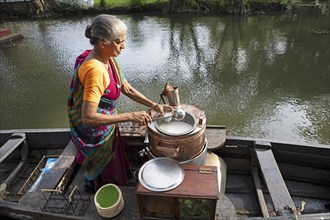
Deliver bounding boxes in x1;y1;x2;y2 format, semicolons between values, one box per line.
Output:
37;141;77;191
255;146;295;216
0;133;26;163
205;125;226;150
251;166;270;218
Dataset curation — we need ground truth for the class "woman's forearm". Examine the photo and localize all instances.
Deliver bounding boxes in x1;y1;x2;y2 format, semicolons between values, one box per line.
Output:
81;101;134;126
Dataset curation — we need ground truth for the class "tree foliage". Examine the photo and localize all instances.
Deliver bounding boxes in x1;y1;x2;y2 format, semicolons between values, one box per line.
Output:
163;0;328;14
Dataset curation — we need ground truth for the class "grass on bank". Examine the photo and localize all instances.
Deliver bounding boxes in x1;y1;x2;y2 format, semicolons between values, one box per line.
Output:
92;0;314;7
54;0;325;15
93;0;166;7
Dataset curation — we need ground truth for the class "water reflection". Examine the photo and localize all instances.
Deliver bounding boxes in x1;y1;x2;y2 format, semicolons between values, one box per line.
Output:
0;9;329;145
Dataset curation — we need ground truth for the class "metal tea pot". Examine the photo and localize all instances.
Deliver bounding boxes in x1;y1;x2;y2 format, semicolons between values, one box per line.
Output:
159;82;186;120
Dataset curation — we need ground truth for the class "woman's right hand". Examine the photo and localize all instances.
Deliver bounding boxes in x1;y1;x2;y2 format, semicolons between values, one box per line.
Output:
132;111;152;125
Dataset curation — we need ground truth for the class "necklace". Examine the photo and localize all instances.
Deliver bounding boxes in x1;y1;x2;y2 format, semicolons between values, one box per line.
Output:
92;49;107;64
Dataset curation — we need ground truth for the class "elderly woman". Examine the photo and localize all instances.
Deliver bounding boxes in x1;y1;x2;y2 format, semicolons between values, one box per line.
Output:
68;14;163;191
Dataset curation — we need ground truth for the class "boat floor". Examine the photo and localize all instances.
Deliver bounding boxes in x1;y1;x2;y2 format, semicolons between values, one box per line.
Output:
4;163;237;220
1;128;329;219
3;159;329;220
225;174;330;218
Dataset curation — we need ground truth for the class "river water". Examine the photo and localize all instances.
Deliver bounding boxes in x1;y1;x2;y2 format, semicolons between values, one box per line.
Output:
1;8;329;145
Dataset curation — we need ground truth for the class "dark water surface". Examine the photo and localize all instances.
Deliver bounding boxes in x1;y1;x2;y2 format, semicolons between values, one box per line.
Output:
1;9;329;145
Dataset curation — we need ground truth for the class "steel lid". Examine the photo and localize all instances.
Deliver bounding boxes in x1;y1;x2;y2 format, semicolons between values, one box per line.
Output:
138;157;185;192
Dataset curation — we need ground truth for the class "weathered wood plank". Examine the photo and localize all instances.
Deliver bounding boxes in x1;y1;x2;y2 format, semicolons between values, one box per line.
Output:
0;133;26;163
251;166;270;218
37;141;77;191
205;125;226;151
251;152;270;218
254;144;295;217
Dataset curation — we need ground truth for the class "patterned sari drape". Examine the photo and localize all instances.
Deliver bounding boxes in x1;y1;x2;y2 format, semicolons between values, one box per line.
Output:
68;50;124;180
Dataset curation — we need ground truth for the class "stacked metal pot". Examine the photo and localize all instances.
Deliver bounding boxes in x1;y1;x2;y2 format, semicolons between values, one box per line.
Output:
147;83;207;165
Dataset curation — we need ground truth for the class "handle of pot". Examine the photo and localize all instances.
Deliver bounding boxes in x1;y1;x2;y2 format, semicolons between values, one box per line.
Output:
159;82;169;104
160;92;167;104
155;145;182;159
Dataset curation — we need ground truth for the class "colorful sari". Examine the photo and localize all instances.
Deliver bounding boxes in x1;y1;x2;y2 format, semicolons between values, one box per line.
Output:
68;50;130;187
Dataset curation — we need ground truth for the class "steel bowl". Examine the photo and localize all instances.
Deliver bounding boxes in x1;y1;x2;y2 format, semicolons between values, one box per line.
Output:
154;111;197;136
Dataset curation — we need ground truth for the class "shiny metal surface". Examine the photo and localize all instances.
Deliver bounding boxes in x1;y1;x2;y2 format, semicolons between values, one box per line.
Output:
138;157;185;192
164;85;181;107
148;104;206;160
146;140;208;165
173;108;185;121
155;111;197;136
152;115;172;121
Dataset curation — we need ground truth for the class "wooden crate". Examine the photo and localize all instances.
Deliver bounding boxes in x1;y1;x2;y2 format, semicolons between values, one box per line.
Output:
136;164;219;220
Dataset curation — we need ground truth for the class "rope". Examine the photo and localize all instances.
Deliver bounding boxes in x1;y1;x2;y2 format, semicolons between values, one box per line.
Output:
291;201;305;220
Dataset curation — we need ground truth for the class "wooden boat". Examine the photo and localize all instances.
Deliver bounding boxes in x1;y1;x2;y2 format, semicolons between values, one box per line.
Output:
0;126;329;219
0;28;23;46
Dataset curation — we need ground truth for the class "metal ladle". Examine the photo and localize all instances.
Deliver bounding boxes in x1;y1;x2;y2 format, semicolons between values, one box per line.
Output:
173;108;185;121
152;108;185;122
152;115;172;121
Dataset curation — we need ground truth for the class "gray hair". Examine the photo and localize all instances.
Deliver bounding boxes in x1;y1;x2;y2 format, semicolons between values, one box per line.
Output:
85;14;127;45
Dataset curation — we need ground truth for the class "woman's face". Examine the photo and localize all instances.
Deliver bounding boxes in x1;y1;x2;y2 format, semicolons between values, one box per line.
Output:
103;32;126;57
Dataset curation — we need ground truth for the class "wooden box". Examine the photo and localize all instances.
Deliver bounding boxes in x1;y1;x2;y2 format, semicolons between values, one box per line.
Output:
136;164;219;219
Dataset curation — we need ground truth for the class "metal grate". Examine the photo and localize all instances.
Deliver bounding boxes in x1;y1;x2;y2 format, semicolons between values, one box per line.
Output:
40;185;90;216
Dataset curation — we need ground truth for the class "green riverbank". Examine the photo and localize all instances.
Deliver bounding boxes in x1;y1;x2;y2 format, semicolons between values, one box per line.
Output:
1;0;329;20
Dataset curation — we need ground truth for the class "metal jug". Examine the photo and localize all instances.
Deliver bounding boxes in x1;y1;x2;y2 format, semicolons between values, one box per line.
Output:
160;82;181;107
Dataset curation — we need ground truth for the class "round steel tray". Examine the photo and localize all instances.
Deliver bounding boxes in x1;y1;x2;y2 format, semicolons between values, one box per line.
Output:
138;157;185;192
